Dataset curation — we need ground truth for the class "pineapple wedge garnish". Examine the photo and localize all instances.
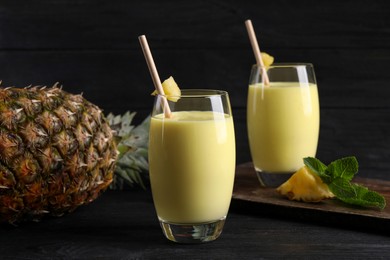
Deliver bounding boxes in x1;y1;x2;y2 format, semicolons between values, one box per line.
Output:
151;76;181;102
277;166;334;202
261;52;274;67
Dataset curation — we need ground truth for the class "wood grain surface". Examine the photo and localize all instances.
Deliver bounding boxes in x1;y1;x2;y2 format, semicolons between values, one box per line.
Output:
1;190;390;259
233;163;390;232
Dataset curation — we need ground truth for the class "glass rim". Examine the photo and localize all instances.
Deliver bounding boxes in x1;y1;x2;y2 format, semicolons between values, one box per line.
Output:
155;89;229;98
252;62;314;69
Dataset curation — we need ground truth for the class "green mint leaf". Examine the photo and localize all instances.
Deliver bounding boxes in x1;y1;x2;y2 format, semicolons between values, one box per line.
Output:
336;183;386;210
304;157;327;174
328;178;357;199
327;156;358;181
302;156;386;210
303;157;331;183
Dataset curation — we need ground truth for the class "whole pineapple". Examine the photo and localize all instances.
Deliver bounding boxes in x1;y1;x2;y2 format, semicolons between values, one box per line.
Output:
0;84;117;224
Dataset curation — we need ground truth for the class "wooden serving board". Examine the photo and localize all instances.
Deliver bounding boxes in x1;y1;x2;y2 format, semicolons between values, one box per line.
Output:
232;163;390;232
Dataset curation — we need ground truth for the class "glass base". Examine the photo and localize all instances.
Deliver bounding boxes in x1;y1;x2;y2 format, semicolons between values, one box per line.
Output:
256;170;292;187
159;217;226;243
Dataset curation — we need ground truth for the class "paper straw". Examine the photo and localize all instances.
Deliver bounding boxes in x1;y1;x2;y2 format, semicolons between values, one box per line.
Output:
245;20;270;86
138;35;172;118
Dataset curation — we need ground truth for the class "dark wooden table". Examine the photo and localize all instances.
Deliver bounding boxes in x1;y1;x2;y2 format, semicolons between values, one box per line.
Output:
1;187;389;259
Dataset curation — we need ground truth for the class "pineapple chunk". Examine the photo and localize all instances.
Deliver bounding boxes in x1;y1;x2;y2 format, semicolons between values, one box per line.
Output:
277;166;334;202
151;76;181;102
261;52;274;67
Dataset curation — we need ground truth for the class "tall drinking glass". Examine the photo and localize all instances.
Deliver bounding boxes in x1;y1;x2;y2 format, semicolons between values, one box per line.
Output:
247;63;320;187
149;89;236;243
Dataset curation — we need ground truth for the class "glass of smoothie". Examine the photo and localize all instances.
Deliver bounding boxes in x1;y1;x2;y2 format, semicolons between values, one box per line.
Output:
247;63;320;187
149;89;236;243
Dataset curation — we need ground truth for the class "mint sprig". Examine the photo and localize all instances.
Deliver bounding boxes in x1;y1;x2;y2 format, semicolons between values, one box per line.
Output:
304;156;386;210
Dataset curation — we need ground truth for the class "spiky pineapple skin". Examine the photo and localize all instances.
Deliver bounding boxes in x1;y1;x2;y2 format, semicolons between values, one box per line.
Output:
0;85;117;224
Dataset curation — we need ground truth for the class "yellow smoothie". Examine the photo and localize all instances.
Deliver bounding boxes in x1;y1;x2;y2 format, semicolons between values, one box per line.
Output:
247;82;319;173
149;111;235;224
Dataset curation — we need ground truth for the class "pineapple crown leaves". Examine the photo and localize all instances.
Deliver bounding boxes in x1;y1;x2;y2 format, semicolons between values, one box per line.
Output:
106;111;150;190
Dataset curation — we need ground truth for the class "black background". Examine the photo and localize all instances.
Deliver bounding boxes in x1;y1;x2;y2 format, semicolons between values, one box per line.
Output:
1;0;389;178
